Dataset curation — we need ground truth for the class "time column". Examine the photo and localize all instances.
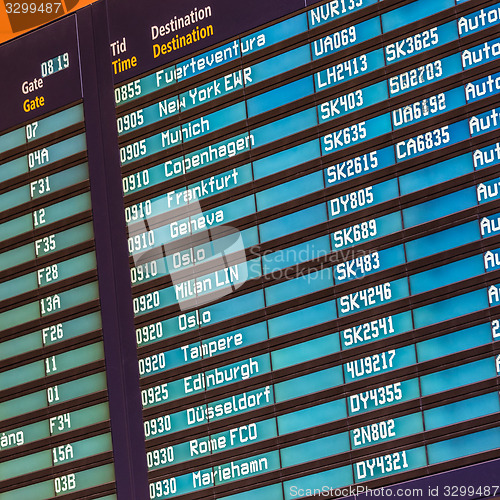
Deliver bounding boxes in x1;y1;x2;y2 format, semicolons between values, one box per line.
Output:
0;19;117;500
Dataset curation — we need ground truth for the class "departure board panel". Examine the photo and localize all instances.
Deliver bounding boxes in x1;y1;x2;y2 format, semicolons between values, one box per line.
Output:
0;14;119;500
109;0;500;498
1;0;500;499
0;9;139;499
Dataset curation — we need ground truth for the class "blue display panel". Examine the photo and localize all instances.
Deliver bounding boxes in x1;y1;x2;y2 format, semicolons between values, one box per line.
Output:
111;0;500;497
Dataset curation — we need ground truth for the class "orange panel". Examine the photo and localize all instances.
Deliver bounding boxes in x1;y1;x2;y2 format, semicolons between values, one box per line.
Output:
0;0;97;44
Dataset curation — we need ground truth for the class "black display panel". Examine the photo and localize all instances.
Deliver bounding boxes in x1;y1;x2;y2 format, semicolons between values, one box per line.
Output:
1;0;500;499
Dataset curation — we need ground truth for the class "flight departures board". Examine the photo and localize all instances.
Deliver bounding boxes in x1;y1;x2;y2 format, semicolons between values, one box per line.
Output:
2;0;500;499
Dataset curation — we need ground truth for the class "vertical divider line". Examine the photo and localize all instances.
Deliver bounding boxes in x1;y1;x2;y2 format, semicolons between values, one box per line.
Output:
77;2;149;498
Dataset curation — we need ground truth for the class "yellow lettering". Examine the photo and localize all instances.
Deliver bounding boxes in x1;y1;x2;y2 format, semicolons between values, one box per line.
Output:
23;96;45;113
